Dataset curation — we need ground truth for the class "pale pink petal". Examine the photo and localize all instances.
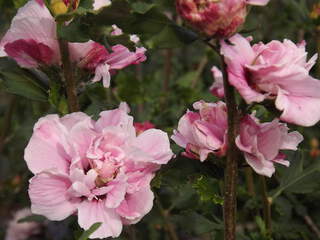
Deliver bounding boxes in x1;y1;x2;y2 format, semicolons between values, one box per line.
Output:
91;63;111;88
276;88;320;127
220;34;265;103
28;171;77;220
257;120;282;161
210;66;225;98
116;187;154;223
106;45;146;70
24;115;70;174
247;0;270;6
93;0;111;10
280;131;304;150
244;153;275;178
95;103;135;137
77;200;122;239
105;175;127;208
131;129;173;164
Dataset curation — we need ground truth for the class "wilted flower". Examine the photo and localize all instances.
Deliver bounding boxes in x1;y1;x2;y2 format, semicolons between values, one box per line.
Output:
25;103;173;239
172;100;228;161
236;114;303;177
221;34;320;127
176;0;269;38
5;208;42;240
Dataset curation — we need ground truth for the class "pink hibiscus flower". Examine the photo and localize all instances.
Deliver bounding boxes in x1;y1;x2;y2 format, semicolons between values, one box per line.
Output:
25;103;173;239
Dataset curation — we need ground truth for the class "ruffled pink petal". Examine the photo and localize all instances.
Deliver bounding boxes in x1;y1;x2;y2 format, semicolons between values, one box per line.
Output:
24;115;70;175
28;171;77;220
220;34;265;103
95;103;135;136
116;187;154;223
171;111;200;148
104;174;127;208
77;200;122;239
130;129;173;164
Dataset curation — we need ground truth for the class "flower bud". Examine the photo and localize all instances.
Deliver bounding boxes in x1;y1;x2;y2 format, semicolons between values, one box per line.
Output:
50;0;79;16
176;0;268;38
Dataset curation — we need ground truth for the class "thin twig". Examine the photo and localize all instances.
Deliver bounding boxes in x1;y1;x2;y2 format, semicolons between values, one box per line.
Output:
0;96;16;155
156;199;179;240
58;39;80;112
260;176;272;236
191;56;208;88
245;168;256;197
304;215;320;239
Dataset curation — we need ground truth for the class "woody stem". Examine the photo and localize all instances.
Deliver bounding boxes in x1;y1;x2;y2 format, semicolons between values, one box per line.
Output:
58;38;80;112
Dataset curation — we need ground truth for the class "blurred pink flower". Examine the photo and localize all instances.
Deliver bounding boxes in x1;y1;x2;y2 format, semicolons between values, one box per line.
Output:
210;66;225;98
134;121;155;135
171;100;228;161
221;34;320;127
0;0;146;88
236;114;303;177
0;0;60;67
176;0;269;38
5;208;41;240
25;103;173;239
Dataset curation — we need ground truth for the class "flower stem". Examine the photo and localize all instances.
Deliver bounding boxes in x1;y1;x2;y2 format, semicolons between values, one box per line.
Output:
58;39;80;112
220;54;239;240
260;176;272;236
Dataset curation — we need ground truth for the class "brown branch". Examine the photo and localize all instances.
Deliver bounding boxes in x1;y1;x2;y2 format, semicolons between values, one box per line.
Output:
207;41;240;240
58;39;80;112
304;215;320;239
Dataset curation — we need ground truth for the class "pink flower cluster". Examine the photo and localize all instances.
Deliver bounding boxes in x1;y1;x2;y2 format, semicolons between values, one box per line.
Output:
25;103;173;239
0;0;146;88
172;101;304;177
176;0;269;37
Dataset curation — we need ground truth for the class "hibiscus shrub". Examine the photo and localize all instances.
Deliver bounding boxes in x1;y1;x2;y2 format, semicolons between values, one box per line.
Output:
1;0;320;240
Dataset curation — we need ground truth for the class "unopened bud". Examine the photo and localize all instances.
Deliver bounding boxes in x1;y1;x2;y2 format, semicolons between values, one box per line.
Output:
176;0;267;38
50;0;79;16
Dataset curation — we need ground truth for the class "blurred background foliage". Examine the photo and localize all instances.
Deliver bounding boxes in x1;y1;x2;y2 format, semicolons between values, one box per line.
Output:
1;0;320;240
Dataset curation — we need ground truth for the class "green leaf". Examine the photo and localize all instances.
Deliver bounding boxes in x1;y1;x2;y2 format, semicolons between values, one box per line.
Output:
270;152;320;199
18;214;47;223
172;211;222;235
192;175;223;205
78;222;102;240
57;18;91;42
48;82;68;115
0;70;48;101
131;2;155;14
79;0;94;9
